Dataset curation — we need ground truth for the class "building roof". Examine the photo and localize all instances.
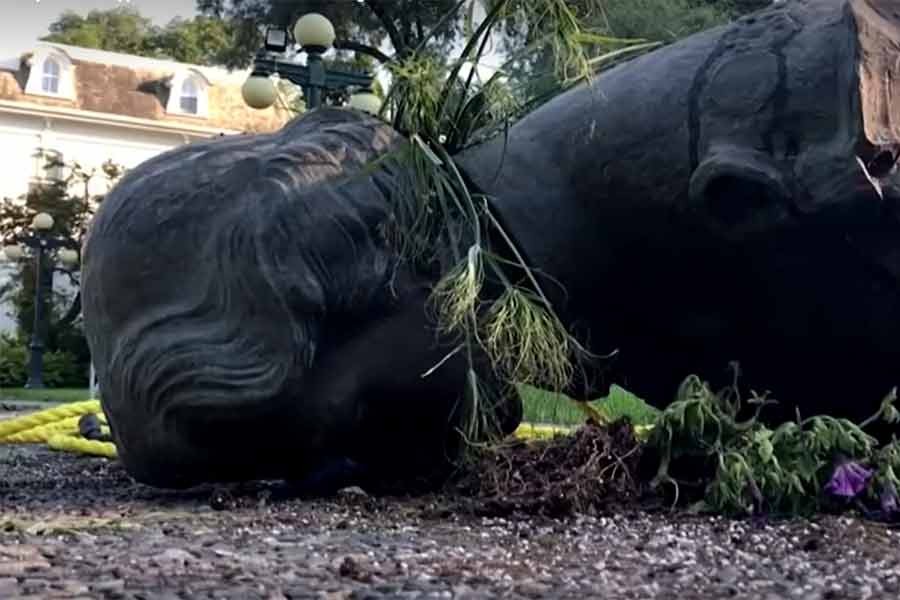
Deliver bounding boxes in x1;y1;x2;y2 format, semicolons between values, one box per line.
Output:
0;41;292;134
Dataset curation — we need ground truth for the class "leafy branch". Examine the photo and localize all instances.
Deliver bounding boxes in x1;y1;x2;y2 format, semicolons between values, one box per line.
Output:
362;0;656;443
647;367;900;518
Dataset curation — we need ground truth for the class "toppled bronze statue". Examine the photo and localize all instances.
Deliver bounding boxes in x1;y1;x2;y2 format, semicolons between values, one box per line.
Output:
82;0;900;489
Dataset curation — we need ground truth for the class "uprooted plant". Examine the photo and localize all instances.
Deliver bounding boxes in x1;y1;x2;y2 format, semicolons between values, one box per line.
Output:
448;367;900;521
645;366;900;519
334;1;900;521
450;418;644;518
365;0;658;442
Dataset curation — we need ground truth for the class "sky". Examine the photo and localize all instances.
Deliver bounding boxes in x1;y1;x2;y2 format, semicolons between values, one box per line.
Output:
1;0;199;58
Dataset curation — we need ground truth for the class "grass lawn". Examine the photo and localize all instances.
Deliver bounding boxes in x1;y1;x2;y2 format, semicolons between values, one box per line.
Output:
0;384;660;427
0;388;93;403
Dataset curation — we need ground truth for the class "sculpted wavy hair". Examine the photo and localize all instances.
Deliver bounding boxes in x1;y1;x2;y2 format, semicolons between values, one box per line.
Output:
81;109;409;482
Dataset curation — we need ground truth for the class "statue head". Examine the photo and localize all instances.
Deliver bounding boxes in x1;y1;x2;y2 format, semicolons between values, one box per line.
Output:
81;110;408;486
675;0;900;419
457;0;900;422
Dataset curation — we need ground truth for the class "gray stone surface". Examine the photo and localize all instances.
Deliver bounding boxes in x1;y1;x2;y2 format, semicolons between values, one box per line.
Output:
2;445;900;600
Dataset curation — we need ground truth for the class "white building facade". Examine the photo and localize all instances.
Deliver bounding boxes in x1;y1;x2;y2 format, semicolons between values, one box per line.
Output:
0;42;291;332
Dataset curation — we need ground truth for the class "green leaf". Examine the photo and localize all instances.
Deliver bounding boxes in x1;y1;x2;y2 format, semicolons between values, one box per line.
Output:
881;388;900;424
757;437;774;464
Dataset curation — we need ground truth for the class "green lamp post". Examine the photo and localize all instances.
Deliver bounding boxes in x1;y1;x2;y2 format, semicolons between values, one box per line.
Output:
242;13;382;115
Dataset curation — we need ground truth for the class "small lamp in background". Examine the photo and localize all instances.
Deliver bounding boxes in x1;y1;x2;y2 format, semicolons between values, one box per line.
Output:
3;244;23;261
242;72;278;109
32;212;54;231
292;13;336;51
348;89;382;115
58;248;79;267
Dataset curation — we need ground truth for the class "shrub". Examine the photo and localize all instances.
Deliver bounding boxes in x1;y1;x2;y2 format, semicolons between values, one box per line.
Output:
0;334;86;388
48;320;91;383
0;335;27;387
43;349;85;388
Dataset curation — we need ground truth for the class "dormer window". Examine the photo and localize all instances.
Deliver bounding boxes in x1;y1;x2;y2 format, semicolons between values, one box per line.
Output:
166;70;210;118
24;45;74;100
179;78;199;114
41;58;60;94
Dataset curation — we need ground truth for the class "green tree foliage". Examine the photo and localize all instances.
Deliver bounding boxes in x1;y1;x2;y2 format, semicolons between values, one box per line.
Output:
150;16;242;66
498;0;737;103
197;1;761;114
43;6;155;55
488;0;774;113
196;0;464;69
0;157;124;386
596;0;733;41
41;6;239;67
197;0;773;70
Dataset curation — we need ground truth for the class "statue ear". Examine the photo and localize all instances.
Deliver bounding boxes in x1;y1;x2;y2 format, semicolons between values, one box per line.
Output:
687;146;792;239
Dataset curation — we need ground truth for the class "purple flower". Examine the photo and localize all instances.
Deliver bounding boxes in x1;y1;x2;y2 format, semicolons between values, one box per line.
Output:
880;481;899;516
824;460;873;498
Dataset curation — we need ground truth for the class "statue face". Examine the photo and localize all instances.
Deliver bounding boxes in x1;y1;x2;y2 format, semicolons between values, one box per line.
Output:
674;1;900;416
453;1;900;413
689;1;900;238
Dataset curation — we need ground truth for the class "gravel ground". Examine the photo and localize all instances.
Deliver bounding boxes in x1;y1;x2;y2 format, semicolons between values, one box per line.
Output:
3;413;900;599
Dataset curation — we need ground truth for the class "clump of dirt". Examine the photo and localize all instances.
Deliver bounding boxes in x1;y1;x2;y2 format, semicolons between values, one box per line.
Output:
448;419;645;518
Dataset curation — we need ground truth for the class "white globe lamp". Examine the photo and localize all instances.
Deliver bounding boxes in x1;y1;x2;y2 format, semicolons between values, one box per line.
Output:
32;212;54;231
59;248;79;267
293;13;335;50
242;75;277;109
3;245;23;261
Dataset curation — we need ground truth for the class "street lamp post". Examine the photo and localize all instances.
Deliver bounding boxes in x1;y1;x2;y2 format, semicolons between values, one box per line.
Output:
242;12;382;114
2;212;80;389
